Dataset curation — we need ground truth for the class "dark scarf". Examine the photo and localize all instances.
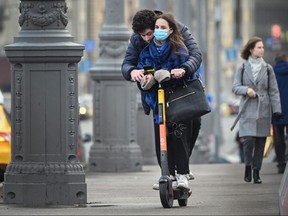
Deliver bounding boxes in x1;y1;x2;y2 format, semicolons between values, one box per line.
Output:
137;41;189;124
139;41;171;70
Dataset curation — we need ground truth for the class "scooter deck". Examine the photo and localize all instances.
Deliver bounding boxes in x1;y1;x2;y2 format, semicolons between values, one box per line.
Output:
173;187;192;200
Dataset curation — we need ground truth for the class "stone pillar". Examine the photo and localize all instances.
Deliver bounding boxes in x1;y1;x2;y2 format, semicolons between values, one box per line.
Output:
89;0;142;172
137;0;158;165
4;0;86;206
137;104;157;165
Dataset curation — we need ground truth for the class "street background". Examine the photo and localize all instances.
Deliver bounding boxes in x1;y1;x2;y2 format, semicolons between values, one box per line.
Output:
0;163;282;215
1;0;286;165
79;112;276;167
0;0;286;213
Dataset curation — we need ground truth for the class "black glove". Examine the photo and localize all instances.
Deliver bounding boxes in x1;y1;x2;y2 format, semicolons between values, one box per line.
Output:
273;112;284;121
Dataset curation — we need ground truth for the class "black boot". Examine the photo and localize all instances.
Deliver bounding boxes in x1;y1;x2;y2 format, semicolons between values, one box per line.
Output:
244;165;252;182
277;163;286;174
253;169;262;184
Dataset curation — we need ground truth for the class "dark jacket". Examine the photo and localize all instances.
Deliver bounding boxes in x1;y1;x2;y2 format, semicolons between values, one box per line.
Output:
272;60;288;124
122;22;202;80
121;21;202;115
137;40;189;123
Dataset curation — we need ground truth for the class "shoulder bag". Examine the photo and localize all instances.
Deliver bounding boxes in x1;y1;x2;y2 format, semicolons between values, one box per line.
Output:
165;74;211;123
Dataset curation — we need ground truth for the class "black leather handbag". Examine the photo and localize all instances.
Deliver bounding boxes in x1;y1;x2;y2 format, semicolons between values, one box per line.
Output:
165;77;211;123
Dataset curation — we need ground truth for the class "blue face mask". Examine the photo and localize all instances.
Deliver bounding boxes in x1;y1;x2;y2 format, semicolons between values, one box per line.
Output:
153;29;169;41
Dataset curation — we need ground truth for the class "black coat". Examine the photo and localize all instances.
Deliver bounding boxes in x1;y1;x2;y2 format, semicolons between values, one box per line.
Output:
121;21;202;115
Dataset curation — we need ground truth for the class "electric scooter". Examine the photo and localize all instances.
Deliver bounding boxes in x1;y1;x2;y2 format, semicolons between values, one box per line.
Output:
157;83;192;208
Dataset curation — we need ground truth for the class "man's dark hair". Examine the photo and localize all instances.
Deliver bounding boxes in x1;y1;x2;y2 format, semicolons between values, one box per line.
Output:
132;9;157;33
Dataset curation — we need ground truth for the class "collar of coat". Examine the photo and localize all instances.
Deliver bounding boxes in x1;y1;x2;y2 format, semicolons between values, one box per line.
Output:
243;61;269;86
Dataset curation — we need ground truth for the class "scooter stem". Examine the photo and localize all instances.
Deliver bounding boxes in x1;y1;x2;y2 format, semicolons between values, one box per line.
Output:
158;84;169;176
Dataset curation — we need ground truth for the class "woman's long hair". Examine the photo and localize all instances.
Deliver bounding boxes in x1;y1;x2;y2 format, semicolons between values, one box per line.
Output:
156;13;188;56
241;36;263;60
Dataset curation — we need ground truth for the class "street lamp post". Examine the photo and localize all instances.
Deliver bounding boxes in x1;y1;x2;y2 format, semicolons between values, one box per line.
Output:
4;0;86;205
213;0;223;162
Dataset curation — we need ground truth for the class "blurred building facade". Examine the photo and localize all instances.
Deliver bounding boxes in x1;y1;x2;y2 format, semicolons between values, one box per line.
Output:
1;0;287;144
254;0;288;64
1;1;288;164
1;0;288;98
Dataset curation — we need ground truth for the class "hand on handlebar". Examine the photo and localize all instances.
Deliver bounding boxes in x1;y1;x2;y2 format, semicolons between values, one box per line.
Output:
171;68;185;79
131;69;144;82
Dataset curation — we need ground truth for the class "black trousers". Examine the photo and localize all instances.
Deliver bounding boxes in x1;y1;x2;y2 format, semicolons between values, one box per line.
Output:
243;136;266;170
188;117;201;157
154;117;201;176
273;124;288;167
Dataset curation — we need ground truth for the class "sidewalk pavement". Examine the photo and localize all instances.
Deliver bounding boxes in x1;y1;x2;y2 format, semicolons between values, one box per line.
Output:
0;162;283;215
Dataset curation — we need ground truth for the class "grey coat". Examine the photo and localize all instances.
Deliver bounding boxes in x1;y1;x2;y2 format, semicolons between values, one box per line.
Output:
232;61;281;137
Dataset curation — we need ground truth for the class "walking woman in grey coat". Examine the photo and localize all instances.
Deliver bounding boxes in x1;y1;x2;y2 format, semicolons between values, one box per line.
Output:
232;36;282;184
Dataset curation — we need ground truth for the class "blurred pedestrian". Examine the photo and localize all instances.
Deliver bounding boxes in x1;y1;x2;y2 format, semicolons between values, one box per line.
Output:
121;9;202;189
232;36;282;184
272;53;288;174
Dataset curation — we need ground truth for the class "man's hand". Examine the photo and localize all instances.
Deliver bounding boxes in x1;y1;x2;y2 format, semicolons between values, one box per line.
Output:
131;69;144;82
246;87;256;98
171;68;185;79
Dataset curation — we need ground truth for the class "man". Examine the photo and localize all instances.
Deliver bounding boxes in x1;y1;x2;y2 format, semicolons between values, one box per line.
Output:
121;9;202;187
272;53;288;174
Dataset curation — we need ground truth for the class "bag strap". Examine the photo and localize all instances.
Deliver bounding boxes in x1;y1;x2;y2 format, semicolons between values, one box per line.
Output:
178;70;205;90
183;70;201;86
241;63;269;88
266;64;270;89
241;63;245;85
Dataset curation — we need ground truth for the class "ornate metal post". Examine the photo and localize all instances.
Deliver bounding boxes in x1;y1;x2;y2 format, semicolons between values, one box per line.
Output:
89;0;143;172
4;0;86;205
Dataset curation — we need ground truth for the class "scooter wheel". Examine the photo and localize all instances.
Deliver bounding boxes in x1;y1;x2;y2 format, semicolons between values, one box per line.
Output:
178;198;188;206
159;182;173;208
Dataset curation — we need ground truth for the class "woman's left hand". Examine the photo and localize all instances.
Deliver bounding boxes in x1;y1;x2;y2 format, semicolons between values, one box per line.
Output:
171;68;185;79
